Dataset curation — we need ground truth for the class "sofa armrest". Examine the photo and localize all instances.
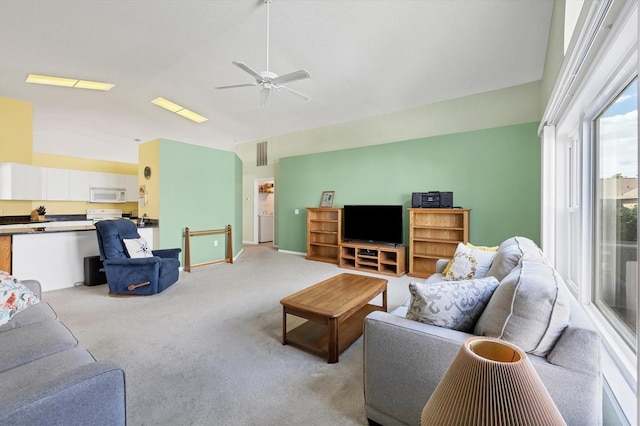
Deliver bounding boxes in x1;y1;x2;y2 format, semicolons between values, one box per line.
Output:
435;259;450;273
19;280;42;299
0;361;126;425
363;311;468;425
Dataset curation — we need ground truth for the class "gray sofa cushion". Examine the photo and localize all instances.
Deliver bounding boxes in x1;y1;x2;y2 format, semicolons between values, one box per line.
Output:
0;320;78;372
0;347;96;393
474;261;570;356
0;302;57;334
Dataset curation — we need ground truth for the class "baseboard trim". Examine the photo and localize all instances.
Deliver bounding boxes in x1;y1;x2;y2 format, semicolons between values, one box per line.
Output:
277;249;306;256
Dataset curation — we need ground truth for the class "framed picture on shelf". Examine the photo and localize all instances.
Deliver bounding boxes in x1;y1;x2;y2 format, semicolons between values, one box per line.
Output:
320;191;335;207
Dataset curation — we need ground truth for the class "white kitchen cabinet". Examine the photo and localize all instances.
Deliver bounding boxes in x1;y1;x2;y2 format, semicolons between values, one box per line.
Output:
90;171;126;189
0;163;44;200
89;171;109;188
125;175;138;202
69;170;90;201
45;168;70;200
109;173;126;188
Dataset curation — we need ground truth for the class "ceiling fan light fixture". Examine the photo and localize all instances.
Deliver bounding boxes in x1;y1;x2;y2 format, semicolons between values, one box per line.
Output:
214;0;310;105
26;74;115;91
151;97;208;123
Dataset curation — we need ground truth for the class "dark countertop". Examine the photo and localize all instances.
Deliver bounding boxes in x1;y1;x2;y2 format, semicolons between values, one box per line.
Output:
0;218;158;236
0;225;97;235
0;214;87;226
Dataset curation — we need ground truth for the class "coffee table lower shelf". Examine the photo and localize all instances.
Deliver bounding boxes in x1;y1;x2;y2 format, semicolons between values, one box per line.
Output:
284;304;381;362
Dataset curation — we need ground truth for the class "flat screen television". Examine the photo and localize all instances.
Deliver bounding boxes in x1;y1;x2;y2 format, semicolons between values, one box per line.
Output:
343;205;403;245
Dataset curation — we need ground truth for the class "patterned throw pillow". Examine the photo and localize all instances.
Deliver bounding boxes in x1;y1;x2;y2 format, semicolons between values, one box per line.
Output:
443;243;496;281
123;237;153;258
0;270;40;326
405;277;499;332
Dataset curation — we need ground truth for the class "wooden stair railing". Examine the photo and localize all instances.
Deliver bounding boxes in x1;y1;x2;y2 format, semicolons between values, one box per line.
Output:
183;225;233;272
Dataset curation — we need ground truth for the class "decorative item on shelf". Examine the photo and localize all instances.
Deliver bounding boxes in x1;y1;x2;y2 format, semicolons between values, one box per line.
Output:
421;336;566;426
30;205;46;222
320;191;335;207
264;182;274;193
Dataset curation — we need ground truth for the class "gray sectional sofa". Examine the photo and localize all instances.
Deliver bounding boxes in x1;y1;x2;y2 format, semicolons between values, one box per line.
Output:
0;280;126;425
363;237;602;426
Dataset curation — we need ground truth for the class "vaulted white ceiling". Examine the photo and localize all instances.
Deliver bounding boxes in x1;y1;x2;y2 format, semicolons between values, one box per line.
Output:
0;0;553;163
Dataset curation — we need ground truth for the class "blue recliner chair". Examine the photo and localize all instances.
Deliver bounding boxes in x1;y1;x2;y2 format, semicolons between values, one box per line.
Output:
95;219;181;295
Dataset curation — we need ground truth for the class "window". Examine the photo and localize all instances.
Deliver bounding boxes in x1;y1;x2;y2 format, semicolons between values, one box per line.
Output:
543;1;638;422
593;78;638;351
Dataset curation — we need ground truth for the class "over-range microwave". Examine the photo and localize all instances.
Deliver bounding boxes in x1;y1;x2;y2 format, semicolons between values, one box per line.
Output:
89;188;126;203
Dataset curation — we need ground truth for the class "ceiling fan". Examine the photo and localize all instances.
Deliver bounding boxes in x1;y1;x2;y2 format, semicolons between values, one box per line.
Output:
215;0;311;106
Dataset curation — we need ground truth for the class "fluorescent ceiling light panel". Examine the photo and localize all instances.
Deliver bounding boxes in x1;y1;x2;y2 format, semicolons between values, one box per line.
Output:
26;74;115;91
74;80;115;91
151;97;208;123
151;97;183;113
26;74;76;87
176;109;208;123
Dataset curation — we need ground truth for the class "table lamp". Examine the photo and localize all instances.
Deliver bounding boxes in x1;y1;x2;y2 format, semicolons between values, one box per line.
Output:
421;336;566;426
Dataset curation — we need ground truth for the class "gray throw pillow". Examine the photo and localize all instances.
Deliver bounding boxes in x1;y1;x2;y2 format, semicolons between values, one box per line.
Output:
474;261;570;356
406;277;499;332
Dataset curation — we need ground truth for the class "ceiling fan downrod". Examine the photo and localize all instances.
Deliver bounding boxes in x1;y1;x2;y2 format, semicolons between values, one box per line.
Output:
265;0;271;73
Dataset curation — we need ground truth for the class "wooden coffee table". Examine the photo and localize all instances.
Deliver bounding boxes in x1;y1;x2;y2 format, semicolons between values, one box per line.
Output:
280;273;387;363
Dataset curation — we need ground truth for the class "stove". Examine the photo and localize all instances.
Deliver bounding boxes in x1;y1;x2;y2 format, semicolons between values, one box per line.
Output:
86;209;123;223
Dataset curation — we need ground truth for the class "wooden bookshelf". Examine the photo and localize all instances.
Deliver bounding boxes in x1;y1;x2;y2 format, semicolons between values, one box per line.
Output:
306;208;342;264
408;208;470;278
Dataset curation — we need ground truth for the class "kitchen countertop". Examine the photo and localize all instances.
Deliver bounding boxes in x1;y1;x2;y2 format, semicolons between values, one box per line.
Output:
0;225;98;235
0;220;158;236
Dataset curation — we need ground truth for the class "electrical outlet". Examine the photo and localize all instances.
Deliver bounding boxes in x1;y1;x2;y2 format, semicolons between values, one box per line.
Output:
214;240;218;247
294;209;299;215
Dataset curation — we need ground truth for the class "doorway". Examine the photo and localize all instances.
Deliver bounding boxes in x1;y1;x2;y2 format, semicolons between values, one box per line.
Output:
254;177;275;245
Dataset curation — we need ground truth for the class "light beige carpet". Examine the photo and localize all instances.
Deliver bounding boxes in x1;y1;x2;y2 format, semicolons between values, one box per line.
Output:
44;244;415;426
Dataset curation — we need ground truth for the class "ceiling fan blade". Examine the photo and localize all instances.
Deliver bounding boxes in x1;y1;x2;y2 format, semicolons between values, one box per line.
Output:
273;69;310;86
280;85;310;102
232;61;264;83
259;87;270;106
215;83;259;90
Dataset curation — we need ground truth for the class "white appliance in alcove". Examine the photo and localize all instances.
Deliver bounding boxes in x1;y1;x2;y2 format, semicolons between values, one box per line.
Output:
258;215;274;242
254;178;275;244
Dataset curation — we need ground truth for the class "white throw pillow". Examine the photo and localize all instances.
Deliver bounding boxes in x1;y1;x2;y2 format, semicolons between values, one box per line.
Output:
405;277;499;332
443;243;496;281
123;237;153;258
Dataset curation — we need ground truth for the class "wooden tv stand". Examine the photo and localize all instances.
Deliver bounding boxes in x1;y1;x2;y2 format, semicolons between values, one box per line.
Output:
339;242;406;277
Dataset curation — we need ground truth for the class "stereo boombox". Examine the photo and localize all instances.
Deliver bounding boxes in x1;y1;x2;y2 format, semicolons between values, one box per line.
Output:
411;191;453;208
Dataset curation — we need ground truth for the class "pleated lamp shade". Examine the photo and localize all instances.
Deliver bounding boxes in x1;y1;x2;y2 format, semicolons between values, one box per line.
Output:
421;336;566;426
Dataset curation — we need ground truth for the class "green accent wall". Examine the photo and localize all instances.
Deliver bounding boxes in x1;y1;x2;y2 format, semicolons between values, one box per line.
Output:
278;122;541;252
157;139;242;265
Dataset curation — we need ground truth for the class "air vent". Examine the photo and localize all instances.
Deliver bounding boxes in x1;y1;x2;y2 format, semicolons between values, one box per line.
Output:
257;141;268;167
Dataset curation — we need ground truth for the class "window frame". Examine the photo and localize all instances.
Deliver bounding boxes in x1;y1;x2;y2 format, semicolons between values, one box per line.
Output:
540;1;638;423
